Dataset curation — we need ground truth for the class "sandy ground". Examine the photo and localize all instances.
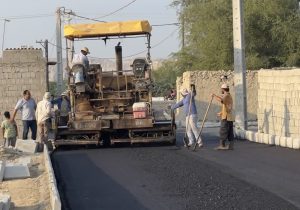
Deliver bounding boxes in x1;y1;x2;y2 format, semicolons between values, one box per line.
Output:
0;141;51;210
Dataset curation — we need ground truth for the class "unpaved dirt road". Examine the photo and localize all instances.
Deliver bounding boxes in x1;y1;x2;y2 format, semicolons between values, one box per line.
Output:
0;146;51;210
51;128;300;210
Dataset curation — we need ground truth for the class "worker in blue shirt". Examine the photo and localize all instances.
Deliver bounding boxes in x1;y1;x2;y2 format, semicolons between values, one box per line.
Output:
52;91;71;126
171;86;203;147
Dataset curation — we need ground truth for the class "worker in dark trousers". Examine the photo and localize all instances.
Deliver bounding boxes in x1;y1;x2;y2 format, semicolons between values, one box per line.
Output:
212;84;234;150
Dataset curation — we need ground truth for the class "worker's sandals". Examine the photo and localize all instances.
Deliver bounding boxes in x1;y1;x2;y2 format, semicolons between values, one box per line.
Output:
187;143;193;147
214;143;234;150
214;145;228;150
214;140;228;150
226;142;234;150
197;142;204;148
183;136;189;147
215;143;228;150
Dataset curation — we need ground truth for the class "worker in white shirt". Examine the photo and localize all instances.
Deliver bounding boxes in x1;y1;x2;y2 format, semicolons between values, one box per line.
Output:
72;47;90;69
36;92;53;151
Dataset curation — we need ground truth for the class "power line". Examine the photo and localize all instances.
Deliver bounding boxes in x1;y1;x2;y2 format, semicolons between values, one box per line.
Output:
66;13;179;28
48;41;68;51
94;0;137;19
48;31;57;57
0;14;53;20
122;28;179;58
68;0;137;22
48;26;178;60
89;28;179;60
68;13;106;23
151;28;179;48
152;23;180;27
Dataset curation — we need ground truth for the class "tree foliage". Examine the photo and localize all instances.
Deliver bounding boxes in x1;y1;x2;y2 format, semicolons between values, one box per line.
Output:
177;0;300;70
244;0;300;69
152;59;178;97
153;0;300;96
49;81;68;96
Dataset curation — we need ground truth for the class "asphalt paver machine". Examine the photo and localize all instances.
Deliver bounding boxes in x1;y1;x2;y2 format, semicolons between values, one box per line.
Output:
53;20;176;146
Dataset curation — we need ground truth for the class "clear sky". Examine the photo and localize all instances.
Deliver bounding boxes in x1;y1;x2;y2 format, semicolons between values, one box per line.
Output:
0;0;180;59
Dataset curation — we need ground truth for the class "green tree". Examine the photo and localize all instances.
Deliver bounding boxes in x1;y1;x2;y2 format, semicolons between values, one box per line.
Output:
244;0;300;68
152;50;198;96
171;0;300;70
153;0;300;95
152;59;178;96
49;81;68;97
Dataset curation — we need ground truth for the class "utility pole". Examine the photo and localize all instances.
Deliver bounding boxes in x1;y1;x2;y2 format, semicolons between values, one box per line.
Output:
232;0;248;130
45;39;49;92
181;0;185;50
1;19;10;56
64;10;74;69
181;17;185;49
56;7;64;95
36;39;50;91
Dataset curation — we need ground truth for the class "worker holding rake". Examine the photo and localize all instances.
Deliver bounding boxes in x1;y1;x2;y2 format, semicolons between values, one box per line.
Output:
171;84;203;148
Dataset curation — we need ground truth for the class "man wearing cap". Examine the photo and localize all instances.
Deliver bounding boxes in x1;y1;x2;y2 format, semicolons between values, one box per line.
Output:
212;84;234;150
51;91;71;126
72;47;90;69
36;92;53;151
171;86;203;147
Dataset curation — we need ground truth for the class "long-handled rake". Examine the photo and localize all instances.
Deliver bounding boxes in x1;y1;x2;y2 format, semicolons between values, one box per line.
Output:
192;95;214;151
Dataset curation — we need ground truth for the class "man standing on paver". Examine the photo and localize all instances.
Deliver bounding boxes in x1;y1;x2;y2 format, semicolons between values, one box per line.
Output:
36;92;52;151
11;90;37;140
171;85;203;147
212;84;234;150
72;47;90;69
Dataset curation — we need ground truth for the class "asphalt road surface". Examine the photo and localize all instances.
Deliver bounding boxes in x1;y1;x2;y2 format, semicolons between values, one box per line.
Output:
51;127;300;210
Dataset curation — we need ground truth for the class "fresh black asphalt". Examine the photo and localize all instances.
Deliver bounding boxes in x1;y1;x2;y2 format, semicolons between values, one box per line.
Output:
51;127;300;210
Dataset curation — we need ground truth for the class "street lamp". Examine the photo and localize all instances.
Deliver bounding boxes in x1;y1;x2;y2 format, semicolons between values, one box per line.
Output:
2;19;10;55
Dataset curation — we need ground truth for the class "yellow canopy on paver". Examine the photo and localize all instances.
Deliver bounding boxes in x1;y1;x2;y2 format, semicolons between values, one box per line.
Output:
64;20;152;39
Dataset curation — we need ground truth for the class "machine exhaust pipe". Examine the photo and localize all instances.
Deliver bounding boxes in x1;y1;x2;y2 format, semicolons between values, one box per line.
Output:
115;43;123;75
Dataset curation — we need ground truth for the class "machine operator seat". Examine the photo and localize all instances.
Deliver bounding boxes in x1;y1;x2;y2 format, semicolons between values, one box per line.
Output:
132;58;148;78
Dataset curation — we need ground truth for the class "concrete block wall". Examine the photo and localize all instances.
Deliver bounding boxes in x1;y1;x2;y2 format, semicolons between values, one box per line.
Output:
258;69;300;138
0;48;47;138
176;70;258;124
235;129;300;150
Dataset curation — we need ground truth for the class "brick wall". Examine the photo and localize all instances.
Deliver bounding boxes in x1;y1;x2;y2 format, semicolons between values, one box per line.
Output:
176;70;258;125
258;69;300;138
0;48;47;138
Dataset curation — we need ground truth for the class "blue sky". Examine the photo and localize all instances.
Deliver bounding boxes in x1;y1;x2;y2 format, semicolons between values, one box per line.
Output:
0;0;180;59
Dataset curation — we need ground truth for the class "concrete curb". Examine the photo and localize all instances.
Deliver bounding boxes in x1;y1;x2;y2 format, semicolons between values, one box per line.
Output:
234;128;300;150
176;121;258;129
0;161;5;182
44;145;61;210
0;194;11;210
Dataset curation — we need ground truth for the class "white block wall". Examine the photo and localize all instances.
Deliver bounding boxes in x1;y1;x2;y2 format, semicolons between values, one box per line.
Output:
235;128;299;149
258;69;300;138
